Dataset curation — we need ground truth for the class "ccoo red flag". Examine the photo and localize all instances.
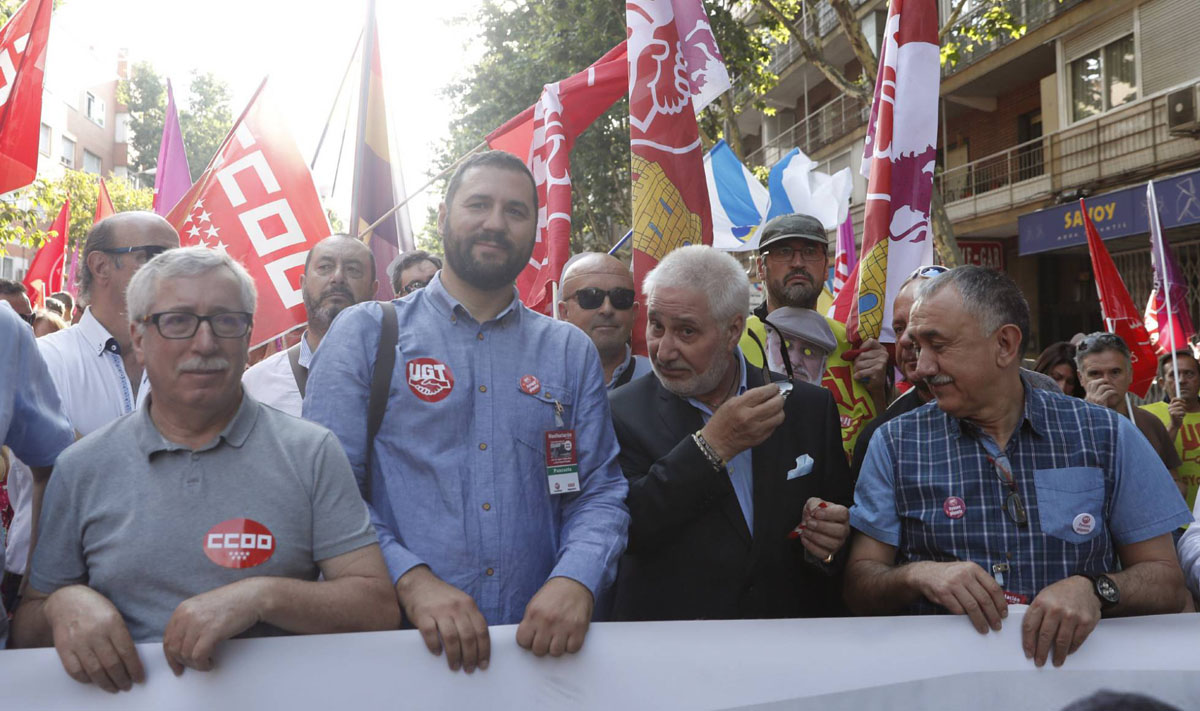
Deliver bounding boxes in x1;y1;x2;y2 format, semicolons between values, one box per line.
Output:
1081;198;1157;397
165;81;332;348
0;0;51;195
23;199;68;308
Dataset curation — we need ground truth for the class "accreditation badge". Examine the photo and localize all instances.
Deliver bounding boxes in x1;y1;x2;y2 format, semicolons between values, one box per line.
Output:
544;429;580;495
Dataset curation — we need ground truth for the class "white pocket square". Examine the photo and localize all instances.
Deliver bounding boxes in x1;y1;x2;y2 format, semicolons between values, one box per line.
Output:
787;454;814;480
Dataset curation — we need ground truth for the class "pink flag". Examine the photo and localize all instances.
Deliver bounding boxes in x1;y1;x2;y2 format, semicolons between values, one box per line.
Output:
831;214;857;299
153;80;192;216
1143;180;1195;354
846;0;938;345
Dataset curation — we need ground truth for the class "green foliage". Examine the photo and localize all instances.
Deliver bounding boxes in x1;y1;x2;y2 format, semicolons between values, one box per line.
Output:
0;172;154;253
119;65;234;184
0;0;61;25
940;4;1028;69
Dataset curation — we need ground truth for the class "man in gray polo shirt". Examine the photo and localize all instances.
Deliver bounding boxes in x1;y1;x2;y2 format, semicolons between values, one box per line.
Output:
11;247;399;693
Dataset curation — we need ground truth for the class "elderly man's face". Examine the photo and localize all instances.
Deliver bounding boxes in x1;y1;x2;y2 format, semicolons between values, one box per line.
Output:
301;238;376;333
103;221;180;307
560;267;638;357
1163;355;1200;402
133;268;249;413
908;286;1011;419
758;237;828;309
647;285;742;399
892;280;921;385
1079;350;1132;407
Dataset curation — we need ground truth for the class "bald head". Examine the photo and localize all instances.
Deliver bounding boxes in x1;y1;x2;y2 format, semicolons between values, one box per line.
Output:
302;234;379;338
83;212;180;309
559;252;638;365
561;252;633;288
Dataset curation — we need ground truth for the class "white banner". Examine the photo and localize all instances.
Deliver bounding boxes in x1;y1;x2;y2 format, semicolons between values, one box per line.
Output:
1;610;1197;710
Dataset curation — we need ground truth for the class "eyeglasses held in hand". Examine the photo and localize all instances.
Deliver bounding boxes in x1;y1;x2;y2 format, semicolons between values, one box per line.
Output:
565;287;636;310
142;311;253;339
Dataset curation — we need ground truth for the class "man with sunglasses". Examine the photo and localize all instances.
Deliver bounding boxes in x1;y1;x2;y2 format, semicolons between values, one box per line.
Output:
845;266;1192;669
37;212;179;436
243;235;378;417
558;252;651;389
390;250;443;297
12;247;399;691
739;213;888;459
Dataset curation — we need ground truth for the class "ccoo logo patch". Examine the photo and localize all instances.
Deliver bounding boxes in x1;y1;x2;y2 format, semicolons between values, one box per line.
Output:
407;357;455;402
203;518;275;569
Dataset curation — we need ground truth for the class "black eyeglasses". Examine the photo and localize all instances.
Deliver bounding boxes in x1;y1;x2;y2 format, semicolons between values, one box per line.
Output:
402;279;429;295
100;245;171;265
986;454;1028;526
142;311;253;339
565;287;635;310
907;265;949;280
763;243;825;263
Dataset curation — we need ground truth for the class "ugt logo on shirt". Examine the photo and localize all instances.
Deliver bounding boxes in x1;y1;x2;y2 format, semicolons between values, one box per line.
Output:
407;357;455;402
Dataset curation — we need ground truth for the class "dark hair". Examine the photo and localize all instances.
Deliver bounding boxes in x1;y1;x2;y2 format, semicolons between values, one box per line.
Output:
49;291;74;313
390;250;442;294
444;150;538;212
1034;341;1085;397
916;265;1030;347
302;234;377;282
0;277;24;295
1059;690;1181;711
43;297;66;317
1074;331;1130;369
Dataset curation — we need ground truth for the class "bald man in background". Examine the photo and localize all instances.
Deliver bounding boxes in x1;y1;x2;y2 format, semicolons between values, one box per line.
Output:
558;252;651;390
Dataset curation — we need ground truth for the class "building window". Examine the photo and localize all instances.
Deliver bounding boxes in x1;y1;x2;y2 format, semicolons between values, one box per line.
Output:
60;136;75;167
1;256;13;280
1069;34;1137;122
82;150;101;175
85;92;106;127
38;123;50;155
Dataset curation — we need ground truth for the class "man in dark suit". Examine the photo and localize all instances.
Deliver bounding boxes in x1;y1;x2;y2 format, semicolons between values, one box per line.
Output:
609;245;852;621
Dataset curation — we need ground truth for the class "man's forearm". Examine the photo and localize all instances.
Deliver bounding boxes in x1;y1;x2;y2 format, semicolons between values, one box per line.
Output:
254;575;400;634
1107;561;1190;616
844;559;927;615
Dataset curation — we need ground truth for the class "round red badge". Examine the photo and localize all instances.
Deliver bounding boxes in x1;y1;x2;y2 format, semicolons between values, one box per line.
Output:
520;374;541;395
407;358;455;402
943;496;966;519
203;518;275;569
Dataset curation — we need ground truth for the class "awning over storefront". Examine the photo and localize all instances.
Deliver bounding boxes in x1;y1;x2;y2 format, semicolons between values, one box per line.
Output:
1017;167;1200;256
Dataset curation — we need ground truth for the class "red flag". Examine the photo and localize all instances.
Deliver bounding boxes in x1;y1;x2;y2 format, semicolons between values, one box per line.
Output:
165;81;332;349
1082;198;1157;397
627;0;723;353
485;42;628;312
23;199;68;308
94;177;114;223
0;0;51;195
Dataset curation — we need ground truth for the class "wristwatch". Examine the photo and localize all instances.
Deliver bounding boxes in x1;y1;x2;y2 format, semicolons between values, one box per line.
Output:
1081;573;1120;610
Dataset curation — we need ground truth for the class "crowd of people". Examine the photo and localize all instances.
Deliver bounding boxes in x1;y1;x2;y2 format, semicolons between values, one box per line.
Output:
1;150;1198;695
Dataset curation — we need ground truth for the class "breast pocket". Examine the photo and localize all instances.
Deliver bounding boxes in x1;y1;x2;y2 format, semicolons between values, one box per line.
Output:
513;382;575;473
1033;467;1106;544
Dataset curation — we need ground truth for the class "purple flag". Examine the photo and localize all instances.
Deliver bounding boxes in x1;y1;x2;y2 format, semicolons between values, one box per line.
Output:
153;80;192;216
831;215;857;299
1144;180;1195;354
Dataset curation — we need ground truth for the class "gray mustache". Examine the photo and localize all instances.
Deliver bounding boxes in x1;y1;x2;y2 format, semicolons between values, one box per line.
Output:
178;356;230;373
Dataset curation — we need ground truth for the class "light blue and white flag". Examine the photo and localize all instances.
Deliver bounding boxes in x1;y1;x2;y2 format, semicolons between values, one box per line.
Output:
704;140;769;251
763;147;853;232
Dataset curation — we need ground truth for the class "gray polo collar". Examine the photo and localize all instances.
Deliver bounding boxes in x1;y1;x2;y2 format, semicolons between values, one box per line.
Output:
134;390;260;457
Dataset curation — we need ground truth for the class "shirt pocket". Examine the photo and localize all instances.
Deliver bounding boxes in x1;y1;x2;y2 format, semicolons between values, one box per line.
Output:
1033;467;1106;544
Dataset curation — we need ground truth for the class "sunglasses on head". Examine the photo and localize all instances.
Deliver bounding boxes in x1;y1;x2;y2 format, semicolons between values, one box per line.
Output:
566;287;635;310
907;264;949;280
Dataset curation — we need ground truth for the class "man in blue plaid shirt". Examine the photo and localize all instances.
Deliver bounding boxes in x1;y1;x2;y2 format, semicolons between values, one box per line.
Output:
845;266;1192;668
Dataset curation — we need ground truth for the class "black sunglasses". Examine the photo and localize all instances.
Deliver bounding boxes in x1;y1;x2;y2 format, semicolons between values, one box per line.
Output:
100;245;171;262
402;279;429;295
565;287;635;310
987;454;1028;526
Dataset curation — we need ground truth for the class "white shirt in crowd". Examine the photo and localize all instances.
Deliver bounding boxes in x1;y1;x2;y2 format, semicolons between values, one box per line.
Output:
37;307;149;436
241;332;313;418
3;456;32;575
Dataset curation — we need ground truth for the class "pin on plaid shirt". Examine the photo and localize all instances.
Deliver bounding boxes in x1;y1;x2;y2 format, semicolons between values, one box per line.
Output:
852;372;1192;614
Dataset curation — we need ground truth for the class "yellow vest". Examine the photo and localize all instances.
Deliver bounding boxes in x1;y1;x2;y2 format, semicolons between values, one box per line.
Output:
1140;401;1200;512
741;311;878;459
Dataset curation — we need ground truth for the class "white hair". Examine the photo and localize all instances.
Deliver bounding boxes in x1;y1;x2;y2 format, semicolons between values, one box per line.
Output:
643;245;749;325
126;246;257;329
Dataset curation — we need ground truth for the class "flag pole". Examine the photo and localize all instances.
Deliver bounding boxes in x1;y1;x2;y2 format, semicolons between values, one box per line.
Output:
311;28;363;170
1149;180;1182;399
348;0;377;239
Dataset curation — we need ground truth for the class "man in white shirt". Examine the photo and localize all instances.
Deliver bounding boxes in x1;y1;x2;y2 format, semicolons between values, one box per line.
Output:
37;212;179;436
242;235;377;416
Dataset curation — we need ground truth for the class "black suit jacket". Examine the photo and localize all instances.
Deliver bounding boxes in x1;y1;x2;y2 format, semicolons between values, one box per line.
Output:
608;361;852;621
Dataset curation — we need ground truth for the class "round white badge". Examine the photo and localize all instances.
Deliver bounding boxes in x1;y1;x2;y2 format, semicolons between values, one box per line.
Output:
1072;512;1095;535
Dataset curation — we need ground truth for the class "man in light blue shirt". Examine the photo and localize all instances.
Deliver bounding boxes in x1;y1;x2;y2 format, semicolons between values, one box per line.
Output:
305;151;629;674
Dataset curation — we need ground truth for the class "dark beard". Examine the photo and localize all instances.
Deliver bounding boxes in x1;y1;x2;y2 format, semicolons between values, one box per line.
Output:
766;270;821;309
303;285;354;334
443;222;534;291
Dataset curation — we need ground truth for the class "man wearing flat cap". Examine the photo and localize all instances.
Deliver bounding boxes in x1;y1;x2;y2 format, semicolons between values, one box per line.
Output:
740;214;888;458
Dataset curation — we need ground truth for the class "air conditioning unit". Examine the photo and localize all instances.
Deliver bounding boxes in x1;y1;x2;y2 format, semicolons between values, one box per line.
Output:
1167;84;1200;136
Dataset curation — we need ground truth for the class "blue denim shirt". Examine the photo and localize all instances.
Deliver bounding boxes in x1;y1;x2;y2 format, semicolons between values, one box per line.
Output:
304;274;630;624
685;350;753;532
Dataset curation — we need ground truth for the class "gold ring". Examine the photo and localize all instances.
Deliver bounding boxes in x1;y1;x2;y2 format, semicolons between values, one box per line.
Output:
823;553;834;564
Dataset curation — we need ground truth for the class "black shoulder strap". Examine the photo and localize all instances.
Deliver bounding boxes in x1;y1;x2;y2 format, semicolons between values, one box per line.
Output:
612;357;637;389
364;302;398;499
286;343;307;398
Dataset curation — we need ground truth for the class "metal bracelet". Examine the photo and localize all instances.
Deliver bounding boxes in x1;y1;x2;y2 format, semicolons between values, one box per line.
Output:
692;431;725;471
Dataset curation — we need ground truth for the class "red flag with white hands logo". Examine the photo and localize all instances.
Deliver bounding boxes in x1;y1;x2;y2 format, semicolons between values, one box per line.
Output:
627;0;730;353
166;81;332;349
23;199;67;308
486;42;628;312
0;0;51;195
1082;198;1157;398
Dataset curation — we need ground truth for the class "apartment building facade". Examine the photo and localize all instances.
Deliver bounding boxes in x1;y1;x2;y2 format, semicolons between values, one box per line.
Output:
734;0;1200;353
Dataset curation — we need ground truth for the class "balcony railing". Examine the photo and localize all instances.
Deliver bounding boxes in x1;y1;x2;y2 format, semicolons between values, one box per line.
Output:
745;94;869;167
940;0;1088;78
934;91;1200;224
